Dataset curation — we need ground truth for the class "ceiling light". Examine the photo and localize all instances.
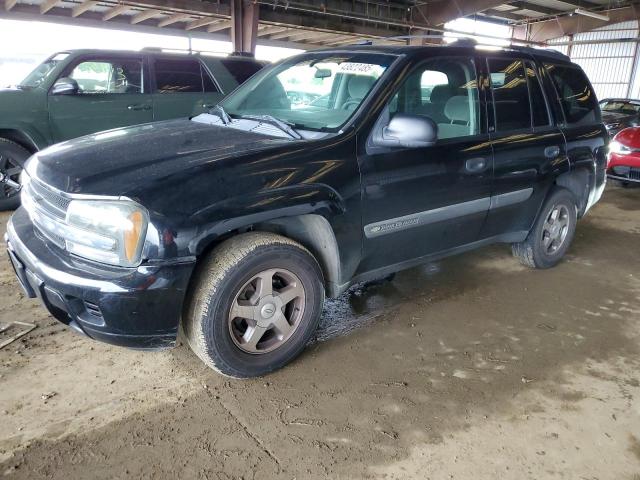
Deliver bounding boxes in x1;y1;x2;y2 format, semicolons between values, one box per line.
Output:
574;8;610;22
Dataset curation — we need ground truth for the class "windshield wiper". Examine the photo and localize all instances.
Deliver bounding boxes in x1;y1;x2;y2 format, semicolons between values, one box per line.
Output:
209;104;231;125
237;114;302;140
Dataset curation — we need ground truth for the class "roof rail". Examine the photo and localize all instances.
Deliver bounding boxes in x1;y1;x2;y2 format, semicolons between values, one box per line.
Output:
505;45;570;62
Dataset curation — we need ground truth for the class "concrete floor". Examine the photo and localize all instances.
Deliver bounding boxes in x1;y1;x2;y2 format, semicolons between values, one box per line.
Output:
1;184;640;479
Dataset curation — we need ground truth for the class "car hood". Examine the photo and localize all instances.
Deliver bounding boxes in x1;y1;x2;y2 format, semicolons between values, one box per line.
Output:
27;119;293;195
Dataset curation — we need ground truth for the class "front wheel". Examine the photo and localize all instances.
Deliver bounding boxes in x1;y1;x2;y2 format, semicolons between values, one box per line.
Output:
183;232;324;378
512;188;578;269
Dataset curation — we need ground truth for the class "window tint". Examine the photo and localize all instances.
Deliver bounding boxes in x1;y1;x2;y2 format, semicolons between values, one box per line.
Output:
489;59;531;131
545;64;599;125
69;58;143;94
220;59;264;84
390;57;480;140
526;62;550;127
155;58;214;94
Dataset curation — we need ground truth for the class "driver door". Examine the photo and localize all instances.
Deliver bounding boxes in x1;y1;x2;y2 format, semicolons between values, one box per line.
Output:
357;55;494;273
48;54;153;143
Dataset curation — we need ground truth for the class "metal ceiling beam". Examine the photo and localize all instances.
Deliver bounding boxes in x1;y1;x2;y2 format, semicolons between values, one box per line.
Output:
510;1;558;16
71;0;98;18
130;9;161;24
185;15;220;30
157;12;190;27
102;4;130;21
40;0;61;14
513;5;640;41
257;25;288;37
207;20;232;32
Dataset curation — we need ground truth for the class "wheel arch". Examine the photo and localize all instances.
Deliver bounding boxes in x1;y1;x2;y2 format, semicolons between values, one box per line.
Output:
554;166;593;218
192;213;344;298
0;129;41;154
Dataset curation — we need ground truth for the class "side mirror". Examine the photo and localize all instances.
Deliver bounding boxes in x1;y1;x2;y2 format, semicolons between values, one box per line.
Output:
51;77;79;96
374;113;438;149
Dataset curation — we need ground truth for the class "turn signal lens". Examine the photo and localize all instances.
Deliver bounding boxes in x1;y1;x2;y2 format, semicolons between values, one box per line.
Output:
124;210;145;263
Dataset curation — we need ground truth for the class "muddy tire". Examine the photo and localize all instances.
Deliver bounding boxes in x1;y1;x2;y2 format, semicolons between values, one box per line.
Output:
183;232;324;378
0;138;30;211
512;188;578;269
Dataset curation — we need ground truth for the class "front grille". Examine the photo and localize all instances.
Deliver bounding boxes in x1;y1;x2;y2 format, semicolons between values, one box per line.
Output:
612;166;640;180
22;178;71;249
630;168;640;181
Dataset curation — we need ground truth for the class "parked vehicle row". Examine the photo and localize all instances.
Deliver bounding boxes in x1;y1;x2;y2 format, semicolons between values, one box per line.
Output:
0;49;264;210
5;41;608;377
600;97;640;137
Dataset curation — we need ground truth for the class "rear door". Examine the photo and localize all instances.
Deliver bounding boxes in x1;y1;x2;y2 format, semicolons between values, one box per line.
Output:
543;62;607;212
48;54;152;143
480;56;567;240
151;56;224;121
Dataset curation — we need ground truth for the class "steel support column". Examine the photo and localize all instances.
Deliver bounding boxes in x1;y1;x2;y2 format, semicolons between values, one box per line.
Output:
231;0;259;55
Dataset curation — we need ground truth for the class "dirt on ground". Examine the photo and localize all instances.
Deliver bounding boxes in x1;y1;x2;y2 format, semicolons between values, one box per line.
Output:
1;184;640;480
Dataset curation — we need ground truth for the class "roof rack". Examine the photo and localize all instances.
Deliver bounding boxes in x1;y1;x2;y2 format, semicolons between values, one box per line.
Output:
506;45;570;62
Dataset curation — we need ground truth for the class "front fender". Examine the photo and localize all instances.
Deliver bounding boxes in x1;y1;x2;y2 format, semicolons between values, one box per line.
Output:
187;183;346;256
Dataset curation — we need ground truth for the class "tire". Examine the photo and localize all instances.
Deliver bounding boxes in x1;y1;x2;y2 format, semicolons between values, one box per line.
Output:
183;232;325;378
0;138;31;211
512;188;578;269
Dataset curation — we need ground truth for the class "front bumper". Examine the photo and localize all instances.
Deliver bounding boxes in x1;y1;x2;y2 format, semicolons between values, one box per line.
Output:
607;165;640;184
5;208;196;350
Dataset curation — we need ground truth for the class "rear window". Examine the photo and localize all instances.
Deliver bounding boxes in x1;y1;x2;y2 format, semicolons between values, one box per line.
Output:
154;58;219;94
221;59;264;84
545;63;600;126
489;59;532;131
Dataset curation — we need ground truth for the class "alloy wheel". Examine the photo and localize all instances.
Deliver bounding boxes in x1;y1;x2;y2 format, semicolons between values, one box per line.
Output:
0;154;22;200
542;204;570;254
228;268;306;354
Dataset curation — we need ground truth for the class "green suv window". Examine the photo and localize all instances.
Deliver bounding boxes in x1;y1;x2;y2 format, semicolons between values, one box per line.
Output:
70;59;143;94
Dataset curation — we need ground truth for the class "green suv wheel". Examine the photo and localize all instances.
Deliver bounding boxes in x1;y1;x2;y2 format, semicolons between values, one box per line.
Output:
0;138;30;211
183;232;324;378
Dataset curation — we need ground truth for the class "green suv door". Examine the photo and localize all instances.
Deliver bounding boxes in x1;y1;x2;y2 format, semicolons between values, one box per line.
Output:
48;54;153;143
151;56;225;121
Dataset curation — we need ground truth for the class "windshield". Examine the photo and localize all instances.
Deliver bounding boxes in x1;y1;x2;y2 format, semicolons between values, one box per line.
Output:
600;100;640;115
19;53;69;88
220;52;396;132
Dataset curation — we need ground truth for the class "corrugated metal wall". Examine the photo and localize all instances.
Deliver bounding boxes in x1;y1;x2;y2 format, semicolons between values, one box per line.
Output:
548;21;640;100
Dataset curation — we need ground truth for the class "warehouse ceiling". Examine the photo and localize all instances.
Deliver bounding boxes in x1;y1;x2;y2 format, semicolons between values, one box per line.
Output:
1;0;639;47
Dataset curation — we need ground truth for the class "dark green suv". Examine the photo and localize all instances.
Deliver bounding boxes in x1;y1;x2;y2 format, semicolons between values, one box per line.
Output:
0;49;264;210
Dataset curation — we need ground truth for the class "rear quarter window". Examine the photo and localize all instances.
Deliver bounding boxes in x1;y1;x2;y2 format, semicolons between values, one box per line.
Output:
545;63;600;126
220;59;265;84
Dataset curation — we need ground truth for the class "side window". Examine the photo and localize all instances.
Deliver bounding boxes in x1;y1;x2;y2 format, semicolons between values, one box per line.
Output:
69;58;143;94
489;59;531;131
526;62;551;128
545;63;599;126
154;58;211;94
390;57;480;140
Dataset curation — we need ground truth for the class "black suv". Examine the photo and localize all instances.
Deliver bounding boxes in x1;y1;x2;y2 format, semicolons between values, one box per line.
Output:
5;42;607;378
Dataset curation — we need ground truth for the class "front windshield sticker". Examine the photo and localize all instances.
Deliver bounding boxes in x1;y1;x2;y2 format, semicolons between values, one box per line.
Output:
338;62;386;76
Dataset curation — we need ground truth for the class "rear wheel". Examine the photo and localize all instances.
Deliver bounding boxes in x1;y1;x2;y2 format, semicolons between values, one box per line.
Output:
183;232;324;378
0;138;30;211
512;188;578;269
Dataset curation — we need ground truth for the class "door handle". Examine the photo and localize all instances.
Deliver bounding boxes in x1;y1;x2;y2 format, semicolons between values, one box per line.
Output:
465;157;487;173
544;145;561;159
127;104;151;111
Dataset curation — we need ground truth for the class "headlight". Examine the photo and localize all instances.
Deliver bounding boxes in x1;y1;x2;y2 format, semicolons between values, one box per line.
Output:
609;140;632;155
65;200;149;267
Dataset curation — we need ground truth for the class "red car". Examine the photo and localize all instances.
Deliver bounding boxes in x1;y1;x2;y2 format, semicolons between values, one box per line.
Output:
608;127;640;185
